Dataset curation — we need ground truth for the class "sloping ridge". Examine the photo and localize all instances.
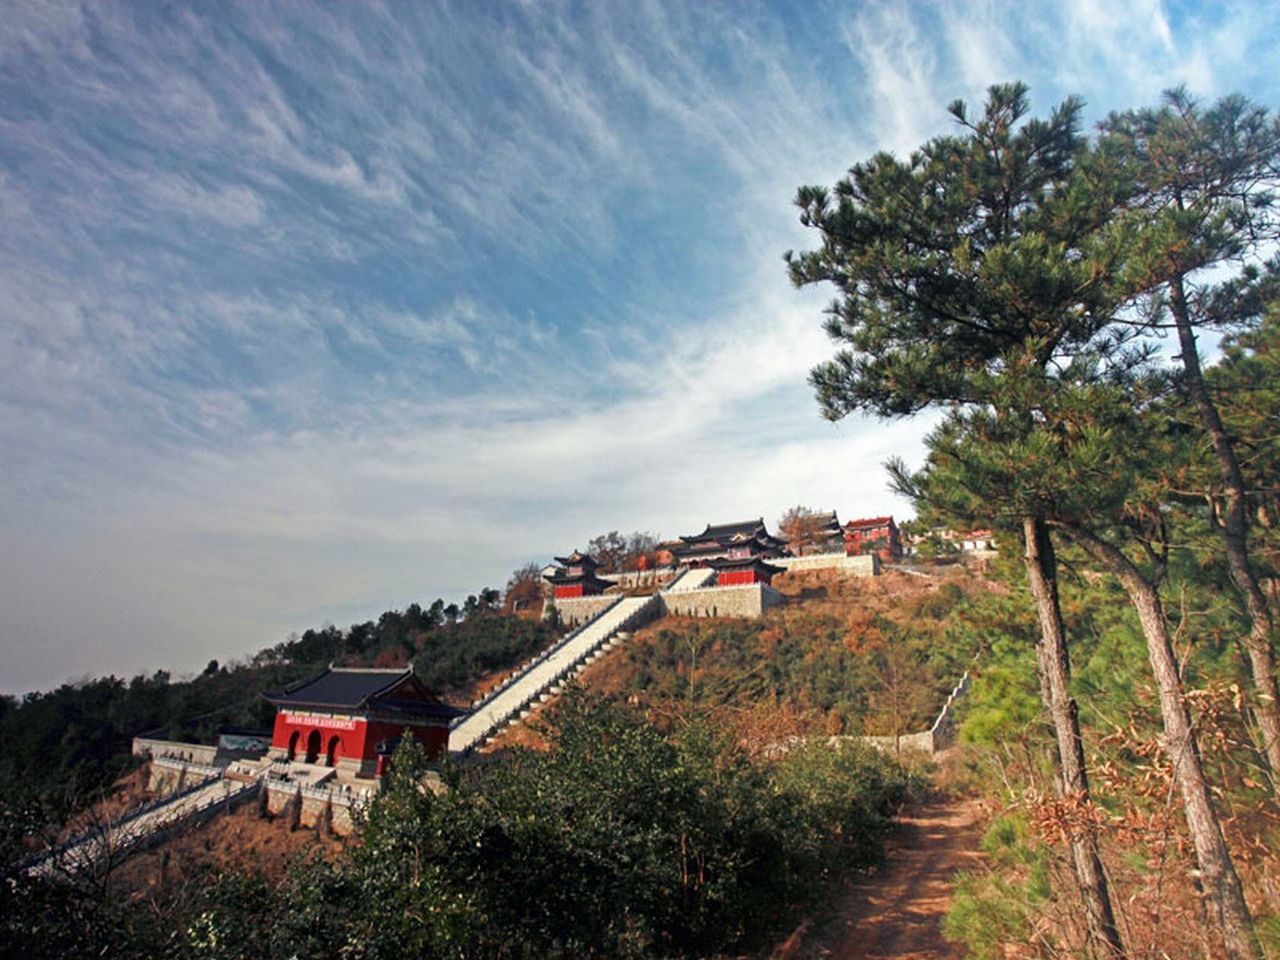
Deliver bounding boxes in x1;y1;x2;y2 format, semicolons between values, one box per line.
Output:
26;772;258;880
450;595;661;755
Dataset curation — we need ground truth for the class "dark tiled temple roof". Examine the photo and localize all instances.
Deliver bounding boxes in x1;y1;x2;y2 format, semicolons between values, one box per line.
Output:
673;519;785;561
708;555;786;576
545;571;614;590
554;549;598;568
265;666;463;719
687;518;769;543
812;511;842;532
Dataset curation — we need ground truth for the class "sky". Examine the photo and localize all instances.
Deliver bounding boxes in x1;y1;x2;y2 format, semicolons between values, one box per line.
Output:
2;1;1278;696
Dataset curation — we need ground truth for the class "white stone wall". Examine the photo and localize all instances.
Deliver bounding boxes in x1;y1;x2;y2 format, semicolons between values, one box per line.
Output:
772;553;879;576
544;594;619;627
860;672;971;755
859;731;937;754
147;758;221;795
133;737;219;765
659;583;782;619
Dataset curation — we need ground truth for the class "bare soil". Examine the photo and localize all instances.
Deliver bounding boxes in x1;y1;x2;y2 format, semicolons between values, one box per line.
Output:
776;797;986;960
111;799;346;897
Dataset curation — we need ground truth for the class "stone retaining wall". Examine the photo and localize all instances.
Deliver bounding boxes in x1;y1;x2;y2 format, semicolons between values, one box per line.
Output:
132;737;219;765
660;583;783;619
544;594;619;627
773;553;880;576
148;758;222;795
858;731;936;754
264;780;362;834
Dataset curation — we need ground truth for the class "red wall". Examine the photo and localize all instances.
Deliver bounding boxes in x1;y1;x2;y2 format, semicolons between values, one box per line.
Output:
718;569;765;587
272;710;366;762
363;719;450;759
271;710;450;765
555;583;584;599
844;526;899;560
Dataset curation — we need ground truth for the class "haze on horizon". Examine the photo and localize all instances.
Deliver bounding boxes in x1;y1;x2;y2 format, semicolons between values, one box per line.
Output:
2;1;1277;697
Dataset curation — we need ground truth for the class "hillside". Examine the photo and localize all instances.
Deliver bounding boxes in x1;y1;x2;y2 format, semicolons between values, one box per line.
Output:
5;561;993;960
0;604;563;818
496;566;986;753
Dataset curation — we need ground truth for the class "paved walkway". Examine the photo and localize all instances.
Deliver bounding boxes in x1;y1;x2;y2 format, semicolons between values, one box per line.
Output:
28;774;257;879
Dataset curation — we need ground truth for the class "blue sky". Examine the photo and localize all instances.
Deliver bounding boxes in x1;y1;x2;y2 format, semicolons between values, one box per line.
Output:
2;1;1277;695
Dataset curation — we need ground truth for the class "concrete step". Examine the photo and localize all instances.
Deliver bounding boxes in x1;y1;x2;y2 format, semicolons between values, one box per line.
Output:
449;594;662;754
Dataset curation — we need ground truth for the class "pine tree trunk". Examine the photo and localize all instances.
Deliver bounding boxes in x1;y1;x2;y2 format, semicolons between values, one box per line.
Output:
1022;516;1126;959
1062;522;1262;960
1169;277;1280;783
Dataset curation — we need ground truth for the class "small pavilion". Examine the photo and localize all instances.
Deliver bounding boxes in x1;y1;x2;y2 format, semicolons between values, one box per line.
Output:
264;666;463;778
545;549;613;599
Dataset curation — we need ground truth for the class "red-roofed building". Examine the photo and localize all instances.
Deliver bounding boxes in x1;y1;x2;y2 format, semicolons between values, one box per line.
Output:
843;516;902;561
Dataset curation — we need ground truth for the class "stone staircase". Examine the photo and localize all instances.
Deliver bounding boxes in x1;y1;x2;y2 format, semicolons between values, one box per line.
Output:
26;772;258;880
662;566;717;591
449;594;662;756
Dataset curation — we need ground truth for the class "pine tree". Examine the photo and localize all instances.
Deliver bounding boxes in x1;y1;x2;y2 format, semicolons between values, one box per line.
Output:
901;380;1263;960
788;83;1128;959
1101;91;1280;782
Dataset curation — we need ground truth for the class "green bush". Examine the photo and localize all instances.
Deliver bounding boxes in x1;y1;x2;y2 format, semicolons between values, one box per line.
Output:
238;693;917;958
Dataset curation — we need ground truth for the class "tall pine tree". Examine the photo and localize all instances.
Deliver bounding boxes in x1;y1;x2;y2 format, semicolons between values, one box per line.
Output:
788;83;1129;959
1102;92;1280;782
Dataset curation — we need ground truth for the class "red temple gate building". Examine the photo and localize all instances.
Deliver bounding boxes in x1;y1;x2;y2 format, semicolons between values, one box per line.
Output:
545;549;613;599
843;516;903;561
264;666;463;778
709;554;785;587
670;519;787;587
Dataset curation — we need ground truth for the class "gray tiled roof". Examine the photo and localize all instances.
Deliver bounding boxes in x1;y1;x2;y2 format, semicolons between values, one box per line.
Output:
265;667;463;719
267;667;407;707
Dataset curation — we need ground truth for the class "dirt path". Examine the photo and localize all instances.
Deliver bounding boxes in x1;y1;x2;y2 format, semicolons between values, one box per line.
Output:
784;797;986;960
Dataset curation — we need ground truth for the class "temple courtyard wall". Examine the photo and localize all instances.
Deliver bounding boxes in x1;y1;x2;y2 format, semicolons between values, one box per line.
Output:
771;552;879;576
133;737;219;766
548;594;619;627
660;583;783;618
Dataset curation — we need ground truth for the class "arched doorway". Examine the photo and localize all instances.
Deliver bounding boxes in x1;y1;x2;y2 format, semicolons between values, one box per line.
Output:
305;729;321;764
287;730;300;762
326;735;340;767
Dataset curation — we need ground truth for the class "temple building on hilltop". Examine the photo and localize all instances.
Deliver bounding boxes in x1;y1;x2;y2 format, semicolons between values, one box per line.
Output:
544;549;613;599
264;666;464;778
672;519;787;585
709;553;786;587
782;510;845;555
843;516;903;561
672;518;785;567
